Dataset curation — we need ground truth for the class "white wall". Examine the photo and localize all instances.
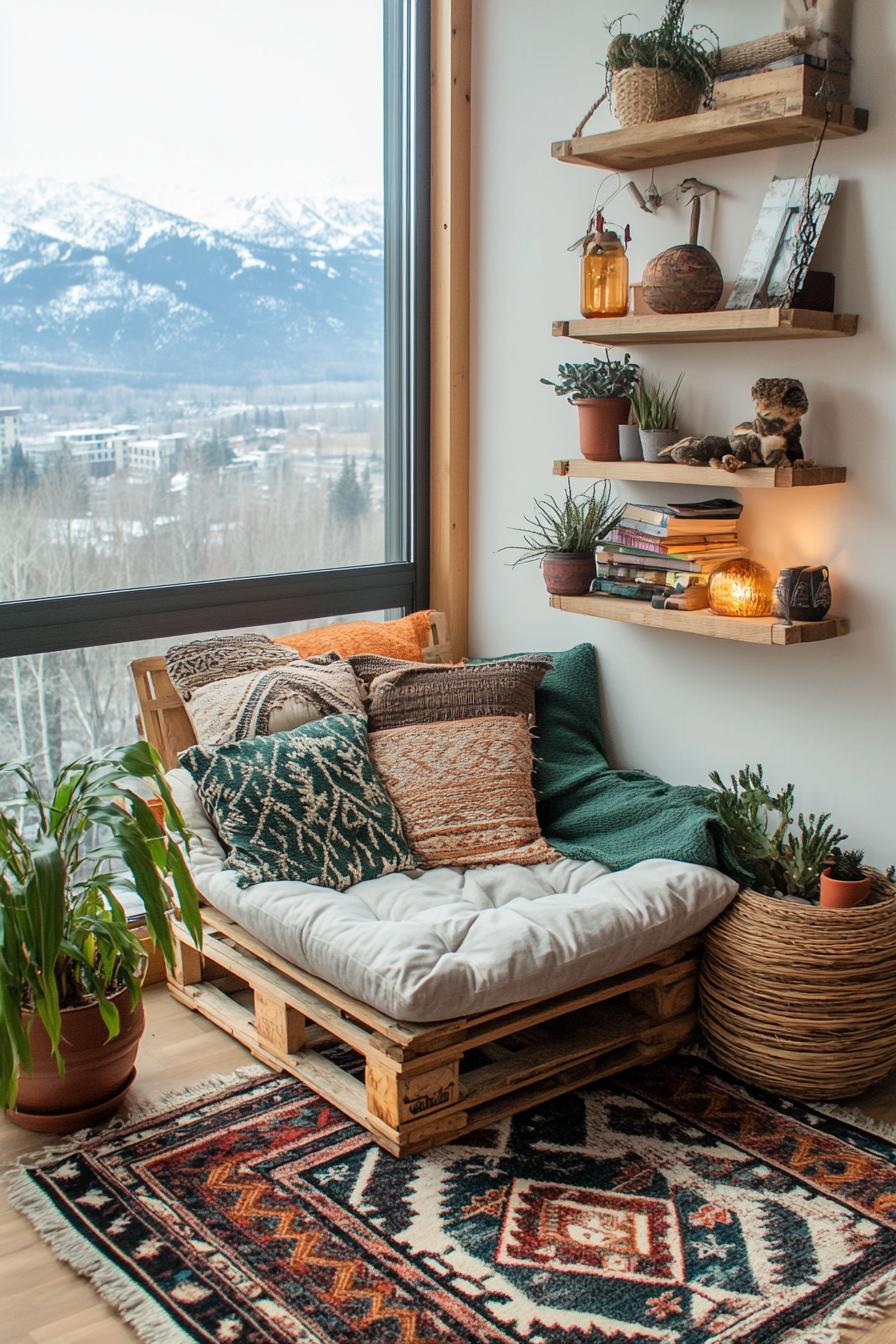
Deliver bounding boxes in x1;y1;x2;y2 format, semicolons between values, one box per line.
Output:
469;0;896;866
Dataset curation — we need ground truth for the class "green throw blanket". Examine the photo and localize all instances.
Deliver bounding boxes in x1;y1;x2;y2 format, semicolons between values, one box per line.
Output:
476;643;742;878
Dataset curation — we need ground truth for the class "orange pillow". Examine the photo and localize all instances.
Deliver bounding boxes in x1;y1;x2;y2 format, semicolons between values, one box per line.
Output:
275;610;436;661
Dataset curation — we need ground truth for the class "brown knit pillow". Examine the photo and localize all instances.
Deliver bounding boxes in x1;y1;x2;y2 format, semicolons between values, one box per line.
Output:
352;655;553;733
368;715;560;869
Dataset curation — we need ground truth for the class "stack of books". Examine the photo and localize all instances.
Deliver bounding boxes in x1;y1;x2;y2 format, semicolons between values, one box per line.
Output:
593;498;746;606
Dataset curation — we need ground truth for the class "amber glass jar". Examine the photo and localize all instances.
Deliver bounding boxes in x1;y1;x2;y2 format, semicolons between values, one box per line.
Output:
581;231;629;319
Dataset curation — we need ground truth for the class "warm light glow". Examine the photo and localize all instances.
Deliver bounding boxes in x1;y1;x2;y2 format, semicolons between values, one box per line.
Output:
708;559;774;618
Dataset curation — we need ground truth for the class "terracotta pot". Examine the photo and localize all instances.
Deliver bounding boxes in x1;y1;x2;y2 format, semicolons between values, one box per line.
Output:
575;398;630;461
7;987;145;1133
543;551;596;596
819;869;872;910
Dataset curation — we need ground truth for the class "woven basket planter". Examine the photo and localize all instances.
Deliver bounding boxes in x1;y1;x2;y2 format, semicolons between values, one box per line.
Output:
612;67;702;127
700;871;896;1100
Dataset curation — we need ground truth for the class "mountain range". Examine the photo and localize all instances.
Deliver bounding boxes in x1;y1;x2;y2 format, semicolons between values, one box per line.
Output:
0;178;384;384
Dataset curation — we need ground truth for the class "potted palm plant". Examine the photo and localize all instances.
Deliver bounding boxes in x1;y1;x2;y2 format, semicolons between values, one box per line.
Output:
503;479;626;595
630;373;685;461
0;742;202;1133
541;351;640;462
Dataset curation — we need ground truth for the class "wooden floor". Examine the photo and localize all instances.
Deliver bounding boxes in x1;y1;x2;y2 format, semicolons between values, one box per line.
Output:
3;985;896;1342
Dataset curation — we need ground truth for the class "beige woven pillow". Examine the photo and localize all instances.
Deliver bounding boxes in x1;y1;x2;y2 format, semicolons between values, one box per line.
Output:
369;715;560;869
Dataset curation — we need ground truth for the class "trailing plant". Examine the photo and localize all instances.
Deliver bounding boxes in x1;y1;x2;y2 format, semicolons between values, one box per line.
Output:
707;763;846;902
0;741;203;1108
503;479;626;564
827;847;865;882
541;350;640;402
630;373;684;431
606;1;718;93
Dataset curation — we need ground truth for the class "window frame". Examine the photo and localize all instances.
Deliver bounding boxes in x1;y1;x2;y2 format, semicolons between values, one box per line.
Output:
0;0;430;660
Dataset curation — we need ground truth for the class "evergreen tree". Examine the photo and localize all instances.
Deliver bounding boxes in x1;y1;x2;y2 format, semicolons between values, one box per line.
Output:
329;454;369;523
2;441;37;494
276;408;286;430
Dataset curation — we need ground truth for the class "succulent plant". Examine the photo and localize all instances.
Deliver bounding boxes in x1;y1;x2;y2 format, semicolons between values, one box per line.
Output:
630;373;684;431
541;350;640;403
503;479;626;564
827;847;866;882
707;764;846;903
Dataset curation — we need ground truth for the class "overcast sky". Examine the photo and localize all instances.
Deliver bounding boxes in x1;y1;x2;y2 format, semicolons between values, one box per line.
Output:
0;0;383;203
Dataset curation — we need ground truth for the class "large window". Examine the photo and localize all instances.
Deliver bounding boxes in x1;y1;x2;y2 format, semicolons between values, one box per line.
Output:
0;0;428;669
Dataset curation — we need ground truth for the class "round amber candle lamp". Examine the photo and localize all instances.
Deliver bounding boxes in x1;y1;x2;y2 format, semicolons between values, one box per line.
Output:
708;559;774;617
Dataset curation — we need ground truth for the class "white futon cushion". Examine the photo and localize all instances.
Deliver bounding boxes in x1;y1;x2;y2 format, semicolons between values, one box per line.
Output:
169;768;737;1023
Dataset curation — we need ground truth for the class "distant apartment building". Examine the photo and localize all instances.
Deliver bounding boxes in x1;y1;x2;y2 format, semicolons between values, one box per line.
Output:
0;407;22;468
52;425;141;476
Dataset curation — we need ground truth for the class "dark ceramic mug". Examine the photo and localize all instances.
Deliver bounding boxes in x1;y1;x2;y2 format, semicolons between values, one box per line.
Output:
774;565;832;623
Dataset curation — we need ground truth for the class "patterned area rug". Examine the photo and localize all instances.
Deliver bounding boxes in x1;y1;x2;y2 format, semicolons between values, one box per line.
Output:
8;1054;896;1344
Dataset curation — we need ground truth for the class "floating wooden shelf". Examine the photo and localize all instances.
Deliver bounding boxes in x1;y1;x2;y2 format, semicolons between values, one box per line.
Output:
550;593;849;646
554;460;847;489
552;96;869;172
554;309;858;346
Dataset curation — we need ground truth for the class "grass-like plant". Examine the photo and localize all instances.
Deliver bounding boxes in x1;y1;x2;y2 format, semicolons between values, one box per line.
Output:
630;373;684;432
606;0;719;95
542;350;640;402
707;763;846;902
0;741;203;1108
503;480;626;564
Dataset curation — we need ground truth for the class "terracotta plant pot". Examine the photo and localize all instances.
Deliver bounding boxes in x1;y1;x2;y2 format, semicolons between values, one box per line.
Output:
543;551;596;596
7;987;145;1133
575;398;630;462
819;869;872;910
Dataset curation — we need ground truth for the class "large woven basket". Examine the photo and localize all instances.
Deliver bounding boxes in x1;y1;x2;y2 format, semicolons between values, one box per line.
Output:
700;871;896;1100
612;66;701;128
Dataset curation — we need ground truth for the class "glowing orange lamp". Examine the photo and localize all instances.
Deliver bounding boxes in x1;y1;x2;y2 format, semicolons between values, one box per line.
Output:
708;559;774;617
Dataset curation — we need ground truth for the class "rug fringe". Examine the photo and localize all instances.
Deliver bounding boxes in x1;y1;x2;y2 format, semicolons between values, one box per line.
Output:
6;1164;195;1344
4;1062;269;1175
780;1264;896;1343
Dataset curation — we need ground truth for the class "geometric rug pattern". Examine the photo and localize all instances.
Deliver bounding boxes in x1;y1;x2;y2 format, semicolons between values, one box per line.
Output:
9;1054;896;1343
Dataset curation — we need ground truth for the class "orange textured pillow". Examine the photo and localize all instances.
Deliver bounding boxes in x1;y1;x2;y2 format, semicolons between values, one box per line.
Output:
275;610;435;661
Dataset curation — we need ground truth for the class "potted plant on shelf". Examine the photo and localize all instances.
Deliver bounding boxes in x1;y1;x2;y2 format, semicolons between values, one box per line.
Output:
503;479;625;595
820;847;872;909
541;350;640;462
630;373;685;462
0;742;202;1133
606;1;718;128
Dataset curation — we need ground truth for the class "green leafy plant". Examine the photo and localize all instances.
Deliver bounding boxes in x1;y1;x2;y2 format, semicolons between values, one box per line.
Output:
630;373;684;431
827;847;866;882
605;1;719;94
0;741;203;1108
708;763;846;902
503;479;626;564
541;350;640;402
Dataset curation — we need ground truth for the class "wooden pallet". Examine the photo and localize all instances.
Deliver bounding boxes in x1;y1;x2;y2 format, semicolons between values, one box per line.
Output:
168;908;699;1155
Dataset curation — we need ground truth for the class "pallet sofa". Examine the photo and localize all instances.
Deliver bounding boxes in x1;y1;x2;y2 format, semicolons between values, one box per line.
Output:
130;614;736;1155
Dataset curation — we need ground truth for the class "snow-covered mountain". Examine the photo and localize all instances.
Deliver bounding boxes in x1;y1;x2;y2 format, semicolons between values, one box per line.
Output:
0;178;384;383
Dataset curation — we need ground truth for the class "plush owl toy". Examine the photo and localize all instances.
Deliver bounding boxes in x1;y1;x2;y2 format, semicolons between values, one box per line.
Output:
659;378;811;473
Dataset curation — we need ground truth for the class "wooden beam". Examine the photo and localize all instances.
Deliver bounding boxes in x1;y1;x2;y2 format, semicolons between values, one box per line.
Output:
430;0;472;657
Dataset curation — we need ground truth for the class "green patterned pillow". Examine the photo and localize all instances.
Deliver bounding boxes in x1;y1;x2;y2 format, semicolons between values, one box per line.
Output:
180;713;417;891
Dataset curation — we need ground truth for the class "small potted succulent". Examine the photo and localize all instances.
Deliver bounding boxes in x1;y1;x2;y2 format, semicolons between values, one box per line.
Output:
630;373;685;461
542;350;640;462
820;848;872;909
503;479;625;595
0;743;202;1132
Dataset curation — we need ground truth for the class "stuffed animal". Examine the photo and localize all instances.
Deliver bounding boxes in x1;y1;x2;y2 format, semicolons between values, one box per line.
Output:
659;378;811;473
